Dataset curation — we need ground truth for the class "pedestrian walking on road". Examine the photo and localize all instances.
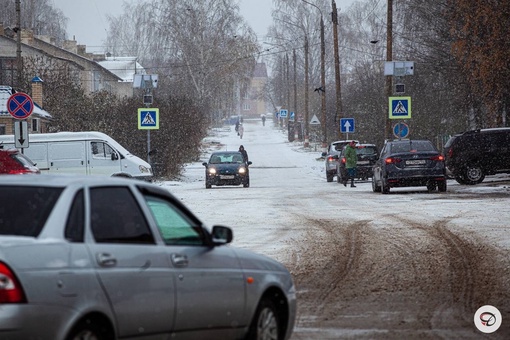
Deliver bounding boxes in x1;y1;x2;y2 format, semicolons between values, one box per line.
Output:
239;145;249;163
238;124;244;139
343;140;358;187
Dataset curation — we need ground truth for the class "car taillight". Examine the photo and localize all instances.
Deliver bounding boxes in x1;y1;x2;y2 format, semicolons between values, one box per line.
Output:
0;262;27;303
327;156;335;162
430;155;444;161
341;157;346;164
385;157;402;164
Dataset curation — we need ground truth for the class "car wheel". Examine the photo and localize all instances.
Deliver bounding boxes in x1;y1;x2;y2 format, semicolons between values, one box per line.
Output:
336;171;342;183
381;178;390;194
206;182;211;189
246;299;280;340
427;182;437;192
243;178;250;188
66;318;114;340
464;165;485;184
372;176;381;192
326;173;333;182
438;180;447;192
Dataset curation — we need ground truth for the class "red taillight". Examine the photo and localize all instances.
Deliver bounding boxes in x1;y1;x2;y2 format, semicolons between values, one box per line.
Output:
430;155;444;161
341;157;346;164
327;156;334;162
385;157;401;164
0;262;27;303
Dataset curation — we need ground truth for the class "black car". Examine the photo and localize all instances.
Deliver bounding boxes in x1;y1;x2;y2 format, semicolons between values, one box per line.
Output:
202;151;252;188
443;127;510;185
336;143;379;183
372;139;447;194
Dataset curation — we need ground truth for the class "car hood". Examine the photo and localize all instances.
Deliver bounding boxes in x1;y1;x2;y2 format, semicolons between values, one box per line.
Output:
231;247;289;273
210;163;245;172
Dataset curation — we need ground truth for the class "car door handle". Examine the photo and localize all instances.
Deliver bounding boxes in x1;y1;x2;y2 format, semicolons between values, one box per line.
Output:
171;253;188;267
96;253;117;267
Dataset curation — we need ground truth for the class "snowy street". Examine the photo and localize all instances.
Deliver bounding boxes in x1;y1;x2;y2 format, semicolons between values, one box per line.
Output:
162;118;510;339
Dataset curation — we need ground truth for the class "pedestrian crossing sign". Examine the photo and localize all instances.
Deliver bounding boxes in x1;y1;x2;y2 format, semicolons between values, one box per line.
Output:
138;108;159;130
389;96;411;119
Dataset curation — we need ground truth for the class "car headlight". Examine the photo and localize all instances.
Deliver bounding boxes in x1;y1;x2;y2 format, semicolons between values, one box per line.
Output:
139;165;150;173
208;168;217;174
238;167;246;174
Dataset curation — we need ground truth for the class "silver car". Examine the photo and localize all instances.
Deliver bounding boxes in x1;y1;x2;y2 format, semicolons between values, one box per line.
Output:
0;174;296;340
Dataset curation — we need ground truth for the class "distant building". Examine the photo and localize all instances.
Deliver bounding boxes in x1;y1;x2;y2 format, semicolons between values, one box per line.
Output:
239;63;269;118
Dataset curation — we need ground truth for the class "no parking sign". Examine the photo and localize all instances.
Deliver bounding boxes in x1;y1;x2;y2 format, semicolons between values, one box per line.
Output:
7;92;34;119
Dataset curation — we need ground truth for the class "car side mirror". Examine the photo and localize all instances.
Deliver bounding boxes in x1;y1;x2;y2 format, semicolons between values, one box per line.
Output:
211;225;233;245
247;161;252;166
202;162;208;166
111;153;119;161
321;152;327;157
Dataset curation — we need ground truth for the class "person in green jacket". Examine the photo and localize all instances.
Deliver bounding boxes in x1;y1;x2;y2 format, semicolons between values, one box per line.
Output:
343;140;358;187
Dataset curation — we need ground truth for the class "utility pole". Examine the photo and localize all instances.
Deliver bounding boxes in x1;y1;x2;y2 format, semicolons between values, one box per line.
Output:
16;0;22;89
332;0;342;140
385;0;393;140
293;49;298;141
319;14;326;148
304;35;310;147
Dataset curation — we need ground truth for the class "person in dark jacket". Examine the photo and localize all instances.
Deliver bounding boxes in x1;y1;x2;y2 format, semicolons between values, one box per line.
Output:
239;145;248;163
343;140;358;187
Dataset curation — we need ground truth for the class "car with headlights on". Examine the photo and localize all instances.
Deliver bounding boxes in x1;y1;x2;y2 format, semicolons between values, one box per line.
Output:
372;139;447;194
0;174;296;340
336;143;379;183
0;148;40;174
202;151;252;188
322;140;358;182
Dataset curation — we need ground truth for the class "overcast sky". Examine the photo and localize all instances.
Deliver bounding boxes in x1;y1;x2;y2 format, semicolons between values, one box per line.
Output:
51;0;357;53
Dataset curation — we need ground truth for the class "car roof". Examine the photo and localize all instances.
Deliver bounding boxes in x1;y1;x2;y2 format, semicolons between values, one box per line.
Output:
0;173;152;188
211;151;242;155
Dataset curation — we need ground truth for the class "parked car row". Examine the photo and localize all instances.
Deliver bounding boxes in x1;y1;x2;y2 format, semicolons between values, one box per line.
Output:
323;127;510;192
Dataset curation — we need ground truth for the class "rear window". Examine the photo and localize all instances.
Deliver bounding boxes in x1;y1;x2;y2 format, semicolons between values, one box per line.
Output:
390;141;436;153
357;146;378;155
0;186;63;236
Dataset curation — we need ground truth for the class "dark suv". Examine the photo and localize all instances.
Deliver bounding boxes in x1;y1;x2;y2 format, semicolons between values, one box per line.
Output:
443;127;510;184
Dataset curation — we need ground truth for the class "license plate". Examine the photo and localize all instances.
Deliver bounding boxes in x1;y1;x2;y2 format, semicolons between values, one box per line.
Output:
220;175;235;179
406;159;426;165
358;161;369;165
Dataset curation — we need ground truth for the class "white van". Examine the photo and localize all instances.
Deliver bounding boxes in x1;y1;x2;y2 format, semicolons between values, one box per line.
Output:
0;131;152;180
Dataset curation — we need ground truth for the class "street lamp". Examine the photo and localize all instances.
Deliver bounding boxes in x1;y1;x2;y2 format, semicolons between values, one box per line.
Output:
301;0;327;148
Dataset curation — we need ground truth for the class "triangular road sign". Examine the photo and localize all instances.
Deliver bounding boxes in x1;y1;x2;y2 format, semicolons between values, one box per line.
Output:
310;114;321;125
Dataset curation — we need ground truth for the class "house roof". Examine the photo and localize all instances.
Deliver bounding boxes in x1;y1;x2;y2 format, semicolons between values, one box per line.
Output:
98;57;146;82
0;86;52;119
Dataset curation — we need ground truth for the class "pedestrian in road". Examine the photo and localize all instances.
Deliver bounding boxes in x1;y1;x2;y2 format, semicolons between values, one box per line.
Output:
239;145;249;163
261;114;266;126
343;140;358;187
235;120;240;135
238;123;244;139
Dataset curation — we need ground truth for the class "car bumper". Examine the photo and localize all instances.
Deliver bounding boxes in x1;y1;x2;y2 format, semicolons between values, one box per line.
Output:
0;304;76;339
386;174;447;187
207;174;248;186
